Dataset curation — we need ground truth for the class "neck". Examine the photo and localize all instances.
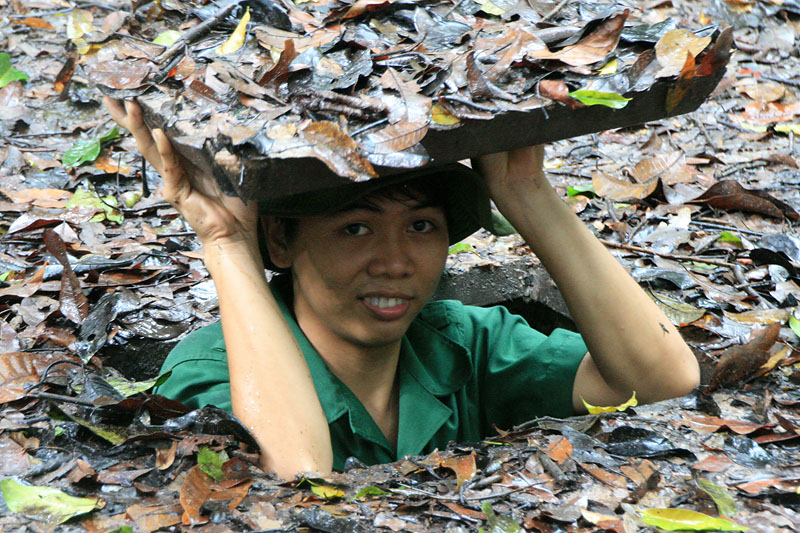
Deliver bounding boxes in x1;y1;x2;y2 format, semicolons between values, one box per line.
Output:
295;314;401;450
302;323;401;404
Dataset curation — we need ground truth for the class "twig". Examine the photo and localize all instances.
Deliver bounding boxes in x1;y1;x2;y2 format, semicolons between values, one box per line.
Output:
26;392;96;407
761;75;800;89
440;95;500;113
652;216;765;237
717;160;768;178
598;239;737;268
392;485;527;502
542;0;570;21
692;116;716;150
733;263;766;306
156;3;237;64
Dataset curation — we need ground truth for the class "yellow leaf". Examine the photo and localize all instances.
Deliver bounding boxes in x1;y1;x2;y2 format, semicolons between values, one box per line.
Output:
310;485;345;500
217;7;250;56
738;122;768;133
761;345;791;372
582;392;637;414
73;38;91;55
475;0;506;15
432;104;460;125
776;123;800;135
599;58;618;75
66;9;93;40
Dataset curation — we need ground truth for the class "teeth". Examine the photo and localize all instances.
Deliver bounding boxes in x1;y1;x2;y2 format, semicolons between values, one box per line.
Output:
367;296;406;308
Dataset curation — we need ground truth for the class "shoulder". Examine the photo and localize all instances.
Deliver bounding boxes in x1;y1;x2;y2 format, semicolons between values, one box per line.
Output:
164;321;227;364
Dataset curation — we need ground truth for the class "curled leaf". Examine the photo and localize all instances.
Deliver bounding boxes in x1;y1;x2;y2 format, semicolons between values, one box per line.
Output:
217;7;250;55
582;391;637;414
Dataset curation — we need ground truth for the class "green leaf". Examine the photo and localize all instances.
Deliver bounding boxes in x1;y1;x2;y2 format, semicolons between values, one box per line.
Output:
638;508;748;531
62;127;120;169
0;270;10;282
0;52;28;88
108;527;134;533
567;184;596;197
568;89;632;109
1;478;104;524
490;210;517;236
54;426;65;437
717;231;743;246
789;314;800;339
481;502;522;533
694;475;737;517
107;372;169;397
197;446;229;482
352;486;390;500
153;30;182;47
65;188;123;224
449;242;476;254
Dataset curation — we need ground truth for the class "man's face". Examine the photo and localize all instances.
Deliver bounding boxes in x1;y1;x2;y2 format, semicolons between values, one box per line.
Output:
282;194;449;352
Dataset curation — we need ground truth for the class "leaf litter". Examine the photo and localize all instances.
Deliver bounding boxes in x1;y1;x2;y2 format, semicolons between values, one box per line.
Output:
0;0;799;531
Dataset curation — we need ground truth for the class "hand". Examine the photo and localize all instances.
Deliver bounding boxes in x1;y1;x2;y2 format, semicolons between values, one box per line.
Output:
471;145;548;206
104;97;259;251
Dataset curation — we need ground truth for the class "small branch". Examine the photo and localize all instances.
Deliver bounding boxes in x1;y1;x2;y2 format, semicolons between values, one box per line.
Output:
392;485;528;502
598;239;737;268
26;392;96;407
762;75;800;90
542;0;570;22
156;3;237;64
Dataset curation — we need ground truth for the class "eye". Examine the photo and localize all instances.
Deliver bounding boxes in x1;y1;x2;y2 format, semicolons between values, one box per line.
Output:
343;223;369;236
409;219;435;233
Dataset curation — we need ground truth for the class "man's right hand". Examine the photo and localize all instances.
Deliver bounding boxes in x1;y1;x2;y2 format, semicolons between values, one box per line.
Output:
103;97;259;253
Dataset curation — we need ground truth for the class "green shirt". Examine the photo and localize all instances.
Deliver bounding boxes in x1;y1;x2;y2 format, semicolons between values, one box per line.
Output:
155;278;587;470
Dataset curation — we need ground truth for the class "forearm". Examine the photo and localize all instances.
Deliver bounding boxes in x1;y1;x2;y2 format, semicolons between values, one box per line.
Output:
204;242;333;478
495;180;699;404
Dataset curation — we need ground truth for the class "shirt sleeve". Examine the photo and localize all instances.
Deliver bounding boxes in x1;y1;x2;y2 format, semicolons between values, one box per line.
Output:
152;322;234;412
452;303;587;431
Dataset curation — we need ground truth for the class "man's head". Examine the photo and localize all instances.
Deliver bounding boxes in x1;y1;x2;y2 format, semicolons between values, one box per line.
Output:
263;178;451;350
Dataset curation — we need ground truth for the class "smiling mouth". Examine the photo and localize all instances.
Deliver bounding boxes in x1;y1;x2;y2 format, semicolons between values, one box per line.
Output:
365;296;409;308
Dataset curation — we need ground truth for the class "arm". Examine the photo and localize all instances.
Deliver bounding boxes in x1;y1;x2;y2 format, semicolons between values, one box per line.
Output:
473;146;700;413
105;98;332;477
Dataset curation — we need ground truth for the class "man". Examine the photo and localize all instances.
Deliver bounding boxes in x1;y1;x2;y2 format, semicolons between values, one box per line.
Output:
105;97;700;479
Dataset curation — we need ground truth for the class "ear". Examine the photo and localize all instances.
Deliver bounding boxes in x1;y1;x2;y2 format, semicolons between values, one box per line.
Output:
262;216;294;269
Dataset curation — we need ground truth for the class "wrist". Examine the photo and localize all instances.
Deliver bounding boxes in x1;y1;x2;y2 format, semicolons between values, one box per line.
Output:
203;238;264;274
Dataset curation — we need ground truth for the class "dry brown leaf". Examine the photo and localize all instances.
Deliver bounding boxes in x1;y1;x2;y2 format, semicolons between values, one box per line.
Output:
527;11;629;67
0;351;80;404
441;453;477;489
545;437;573;464
593;170;658;201
579;463;628;488
655;29;711;77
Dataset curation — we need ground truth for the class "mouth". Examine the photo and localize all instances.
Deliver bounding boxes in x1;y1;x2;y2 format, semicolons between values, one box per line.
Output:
364;296;409;308
360;294;412;320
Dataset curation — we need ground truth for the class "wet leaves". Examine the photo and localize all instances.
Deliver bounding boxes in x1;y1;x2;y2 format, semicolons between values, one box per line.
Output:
1;478;105;525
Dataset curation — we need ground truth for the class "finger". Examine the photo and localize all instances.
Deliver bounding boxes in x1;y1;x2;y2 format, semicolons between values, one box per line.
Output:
103;96;128;125
116;99;164;169
153;128;191;205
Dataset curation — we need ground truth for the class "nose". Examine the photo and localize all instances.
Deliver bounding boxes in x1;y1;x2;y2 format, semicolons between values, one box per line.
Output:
367;231;413;278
